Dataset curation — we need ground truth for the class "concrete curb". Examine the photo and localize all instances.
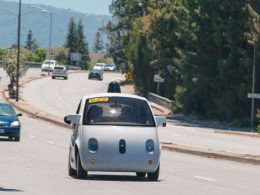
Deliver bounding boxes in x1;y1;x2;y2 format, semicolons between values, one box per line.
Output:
161;142;260;166
2;72;260;166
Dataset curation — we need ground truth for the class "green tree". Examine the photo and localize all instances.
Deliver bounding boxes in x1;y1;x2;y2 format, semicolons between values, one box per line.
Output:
2;48;28;96
76;19;90;62
52;47;69;64
64;18;90;66
26;29;38;51
93;31;104;53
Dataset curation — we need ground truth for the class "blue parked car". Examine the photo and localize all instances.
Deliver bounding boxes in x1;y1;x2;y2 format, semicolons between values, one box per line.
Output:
0;103;22;141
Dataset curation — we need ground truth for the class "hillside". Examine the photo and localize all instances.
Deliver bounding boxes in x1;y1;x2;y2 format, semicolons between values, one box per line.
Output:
0;0;111;50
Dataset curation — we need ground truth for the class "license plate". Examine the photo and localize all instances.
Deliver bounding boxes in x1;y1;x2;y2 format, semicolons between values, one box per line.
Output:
0;129;5;134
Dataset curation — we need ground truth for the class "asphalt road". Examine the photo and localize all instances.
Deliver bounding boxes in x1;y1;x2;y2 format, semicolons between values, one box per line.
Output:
1;68;260;194
22;70;124;116
20;69;260;156
1;115;260;195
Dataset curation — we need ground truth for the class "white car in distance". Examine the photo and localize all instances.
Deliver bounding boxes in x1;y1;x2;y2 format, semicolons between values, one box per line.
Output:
64;93;166;181
41;60;59;72
52;65;68;80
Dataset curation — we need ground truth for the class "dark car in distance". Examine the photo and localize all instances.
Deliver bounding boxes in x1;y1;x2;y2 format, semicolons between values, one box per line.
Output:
0;103;22;141
88;69;103;80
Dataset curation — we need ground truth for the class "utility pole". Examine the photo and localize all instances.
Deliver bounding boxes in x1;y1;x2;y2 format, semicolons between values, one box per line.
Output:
251;43;256;128
16;0;21;102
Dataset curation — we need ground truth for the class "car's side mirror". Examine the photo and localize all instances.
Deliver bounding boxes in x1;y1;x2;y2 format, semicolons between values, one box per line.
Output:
17;113;22;117
155;116;167;127
64;114;81;125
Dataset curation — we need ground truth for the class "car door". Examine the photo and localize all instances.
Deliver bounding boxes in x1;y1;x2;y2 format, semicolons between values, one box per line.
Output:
70;100;82;168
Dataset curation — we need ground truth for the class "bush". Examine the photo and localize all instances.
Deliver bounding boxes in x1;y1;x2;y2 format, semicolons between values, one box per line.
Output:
256;125;260;133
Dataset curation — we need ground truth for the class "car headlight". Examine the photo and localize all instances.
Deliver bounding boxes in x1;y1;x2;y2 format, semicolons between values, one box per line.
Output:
10;121;20;127
88;138;98;152
146;139;154;153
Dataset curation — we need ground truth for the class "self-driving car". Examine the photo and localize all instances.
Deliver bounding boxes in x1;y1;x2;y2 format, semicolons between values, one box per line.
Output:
64;93;166;181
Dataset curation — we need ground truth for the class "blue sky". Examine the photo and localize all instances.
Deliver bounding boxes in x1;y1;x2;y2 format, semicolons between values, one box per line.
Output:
3;0;112;15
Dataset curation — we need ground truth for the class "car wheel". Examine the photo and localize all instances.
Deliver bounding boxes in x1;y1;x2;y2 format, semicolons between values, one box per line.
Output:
147;164;160;181
76;153;88;179
64;77;68;80
52;76;55;79
136;172;146;177
14;136;20;142
68;150;76;176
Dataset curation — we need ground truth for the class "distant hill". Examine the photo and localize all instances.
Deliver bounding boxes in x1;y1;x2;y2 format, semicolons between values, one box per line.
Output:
0;0;111;51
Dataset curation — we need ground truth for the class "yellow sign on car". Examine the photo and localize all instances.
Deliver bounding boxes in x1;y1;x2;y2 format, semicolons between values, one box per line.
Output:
89;97;109;104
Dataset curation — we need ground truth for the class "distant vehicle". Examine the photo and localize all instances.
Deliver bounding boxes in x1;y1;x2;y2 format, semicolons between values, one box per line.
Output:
107;81;121;93
64;93;166;180
104;64;117;71
93;63;105;70
41;60;59;72
88;69;103;80
52;66;68;80
0;102;22;141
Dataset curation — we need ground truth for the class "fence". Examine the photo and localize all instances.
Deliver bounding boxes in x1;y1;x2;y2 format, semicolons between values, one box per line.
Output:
147;92;174;110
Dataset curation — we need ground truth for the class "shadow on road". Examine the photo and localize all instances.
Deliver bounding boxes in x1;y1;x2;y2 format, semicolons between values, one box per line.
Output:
0;187;22;192
70;174;162;182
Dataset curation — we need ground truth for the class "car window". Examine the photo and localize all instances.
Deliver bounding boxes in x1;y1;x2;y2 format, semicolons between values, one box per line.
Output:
44;61;55;65
54;67;64;70
0;104;17;116
76;100;82;114
83;97;155;127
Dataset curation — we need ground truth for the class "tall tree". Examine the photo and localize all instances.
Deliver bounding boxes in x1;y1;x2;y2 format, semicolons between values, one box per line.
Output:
64;18;90;65
76;19;90;62
93;31;104;53
26;29;38;51
65;17;77;53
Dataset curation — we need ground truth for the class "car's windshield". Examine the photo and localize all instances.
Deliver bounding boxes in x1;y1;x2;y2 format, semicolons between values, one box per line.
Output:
44;61;55;65
0;104;17;116
83;97;155;126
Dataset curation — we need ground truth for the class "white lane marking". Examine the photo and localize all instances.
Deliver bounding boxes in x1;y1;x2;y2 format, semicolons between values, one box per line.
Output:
55;85;73;109
46;141;55;145
193;176;216;182
200;139;211;143
168;170;176;172
171;134;181;137
236;145;248;149
167;123;197;132
29;135;35;138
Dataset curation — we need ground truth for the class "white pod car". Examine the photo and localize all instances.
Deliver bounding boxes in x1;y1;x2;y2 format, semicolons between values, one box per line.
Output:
64;93;166;181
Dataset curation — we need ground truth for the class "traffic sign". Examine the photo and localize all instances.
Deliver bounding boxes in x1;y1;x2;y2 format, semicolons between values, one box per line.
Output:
153;74;164;83
247;93;260;99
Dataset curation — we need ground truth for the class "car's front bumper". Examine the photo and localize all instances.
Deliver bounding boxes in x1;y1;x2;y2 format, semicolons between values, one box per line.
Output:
0;127;20;137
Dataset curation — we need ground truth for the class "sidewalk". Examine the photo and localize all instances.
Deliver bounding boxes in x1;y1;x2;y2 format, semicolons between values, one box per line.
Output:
2;73;260;166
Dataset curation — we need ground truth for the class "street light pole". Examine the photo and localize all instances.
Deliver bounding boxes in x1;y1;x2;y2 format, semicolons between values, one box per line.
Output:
16;0;21;102
31;6;53;75
47;11;53;75
251;43;256;128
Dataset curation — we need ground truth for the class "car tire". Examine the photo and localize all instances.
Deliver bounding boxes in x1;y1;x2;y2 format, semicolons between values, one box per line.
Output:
136;172;146;177
76;153;88;179
52;76;55;79
68;150;76;176
64;77;68;80
14;136;20;142
147;164;159;181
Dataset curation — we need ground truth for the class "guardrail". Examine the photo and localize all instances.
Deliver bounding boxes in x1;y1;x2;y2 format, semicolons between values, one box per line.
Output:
147;92;174;110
